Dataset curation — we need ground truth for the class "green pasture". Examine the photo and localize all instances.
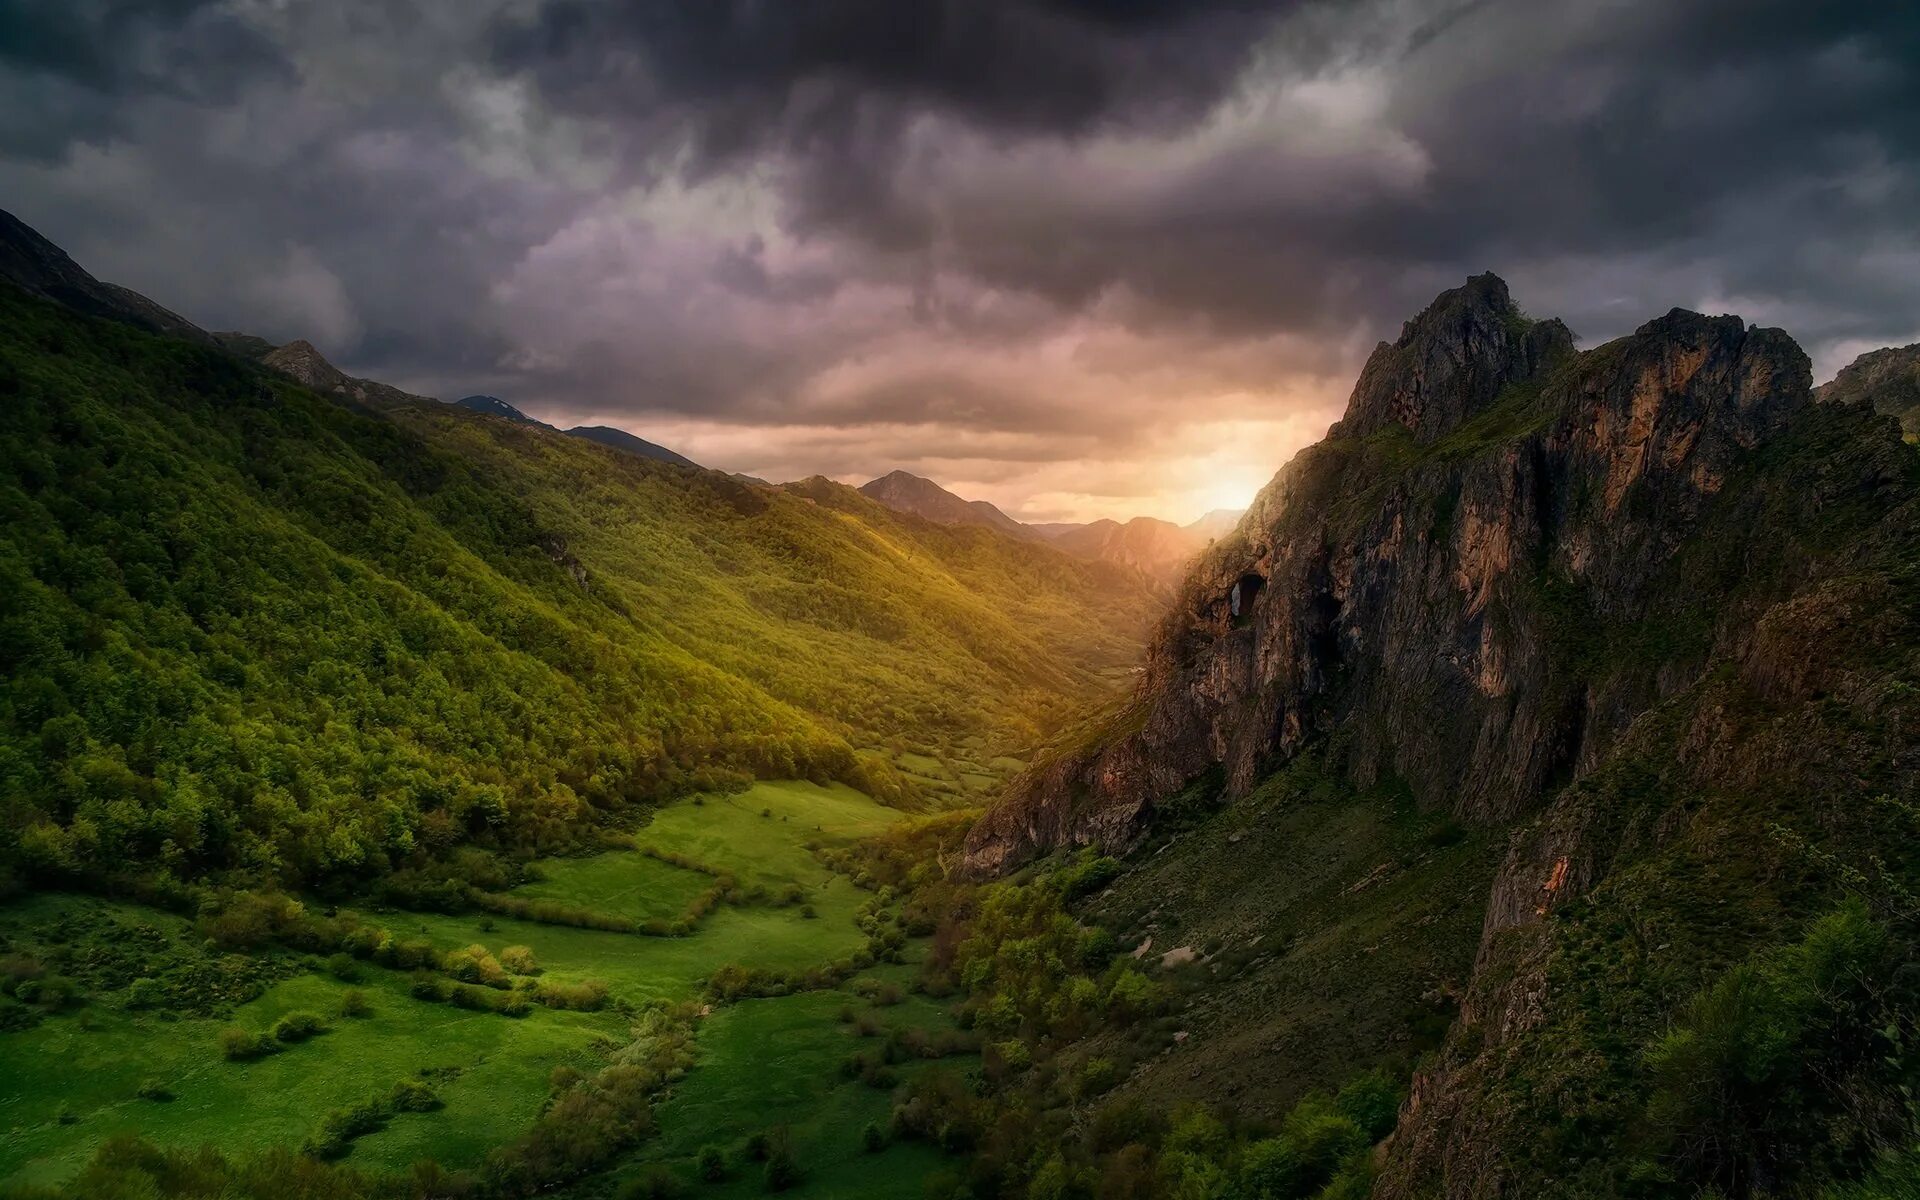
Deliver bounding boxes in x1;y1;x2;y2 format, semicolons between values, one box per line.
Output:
0;781;968;1192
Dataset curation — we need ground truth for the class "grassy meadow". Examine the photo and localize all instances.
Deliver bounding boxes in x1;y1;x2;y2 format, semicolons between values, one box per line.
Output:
0;782;975;1193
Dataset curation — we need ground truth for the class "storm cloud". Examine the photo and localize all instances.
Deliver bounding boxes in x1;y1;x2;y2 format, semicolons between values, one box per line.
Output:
2;0;1917;521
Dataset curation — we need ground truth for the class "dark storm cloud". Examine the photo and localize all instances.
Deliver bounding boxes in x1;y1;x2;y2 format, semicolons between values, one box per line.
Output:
0;0;290;156
491;0;1279;149
3;0;1920;520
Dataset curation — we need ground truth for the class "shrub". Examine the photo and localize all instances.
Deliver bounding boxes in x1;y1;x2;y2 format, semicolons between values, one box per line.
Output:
762;1146;800;1192
500;945;539;976
697;1144;727;1181
1334;1069;1401;1141
535;979;609;1011
744;1132;770;1162
123;977;165;1010
389;1080;441;1112
271;1011;327;1042
218;1026;273;1061
338;988;372;1018
443;944;509;988
136;1079;173;1102
325;953;360;981
861;1122;886;1153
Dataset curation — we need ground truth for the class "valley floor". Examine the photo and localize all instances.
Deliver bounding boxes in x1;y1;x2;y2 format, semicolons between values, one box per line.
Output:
0;781;972;1196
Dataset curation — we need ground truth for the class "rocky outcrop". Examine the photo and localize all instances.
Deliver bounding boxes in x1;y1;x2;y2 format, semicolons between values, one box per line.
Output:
1819;340;1920;434
258;338;437;408
968;273;1920;1196
965;276;1809;873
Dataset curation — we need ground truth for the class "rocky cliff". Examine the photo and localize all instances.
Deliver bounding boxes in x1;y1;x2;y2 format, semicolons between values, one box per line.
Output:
968;274;1812;872
964;273;1920;1194
1819;340;1920;435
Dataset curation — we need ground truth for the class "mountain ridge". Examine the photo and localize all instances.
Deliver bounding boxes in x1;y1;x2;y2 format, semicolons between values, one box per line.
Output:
859;468;1241;581
962;273;1920;1196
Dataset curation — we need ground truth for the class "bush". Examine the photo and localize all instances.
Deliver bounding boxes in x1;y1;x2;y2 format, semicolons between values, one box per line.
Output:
338;988;372;1018
389;1079;441;1112
535;979;609;1011
1334;1069;1401;1141
697;1144;727;1181
762;1146;800;1192
218;1026;273;1061
500;945;539;976
271;1011;327;1042
325;952;361;981
136;1079;173;1102
861;1121;887;1153
744;1132;770;1162
123;977;165;1010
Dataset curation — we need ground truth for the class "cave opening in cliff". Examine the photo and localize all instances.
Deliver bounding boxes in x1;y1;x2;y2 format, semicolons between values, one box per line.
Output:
1230;573;1265;623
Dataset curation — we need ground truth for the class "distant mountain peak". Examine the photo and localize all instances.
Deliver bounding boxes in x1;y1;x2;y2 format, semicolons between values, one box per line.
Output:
859;470;1028;537
565;424;698;468
455;394;548;427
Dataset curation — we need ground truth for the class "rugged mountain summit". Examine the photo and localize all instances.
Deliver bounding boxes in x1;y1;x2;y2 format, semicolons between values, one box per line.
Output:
964;273;1920;1194
966;278;1810;871
1819;341;1920;435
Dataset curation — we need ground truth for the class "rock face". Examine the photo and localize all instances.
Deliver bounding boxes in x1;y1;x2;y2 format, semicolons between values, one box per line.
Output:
967;273;1920;1195
258;338;437;408
966;276;1809;874
1818;341;1920;434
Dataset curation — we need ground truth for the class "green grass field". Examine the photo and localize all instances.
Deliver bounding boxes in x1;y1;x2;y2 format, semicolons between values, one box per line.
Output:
614;986;964;1198
0;782;971;1192
513;850;718;925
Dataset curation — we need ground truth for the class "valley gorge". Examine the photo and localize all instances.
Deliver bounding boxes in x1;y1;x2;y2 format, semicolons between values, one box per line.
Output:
3;226;1920;1200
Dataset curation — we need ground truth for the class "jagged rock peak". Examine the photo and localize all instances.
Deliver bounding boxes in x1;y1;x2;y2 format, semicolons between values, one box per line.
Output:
1334;272;1575;443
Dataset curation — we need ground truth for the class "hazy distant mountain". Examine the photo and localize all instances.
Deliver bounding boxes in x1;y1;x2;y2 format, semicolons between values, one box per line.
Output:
1049;516;1208;580
1185;508;1243;542
859;469;1240;581
859;470;1031;537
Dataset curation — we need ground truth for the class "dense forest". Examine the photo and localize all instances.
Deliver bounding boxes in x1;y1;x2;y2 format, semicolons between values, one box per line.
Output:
0;281;1154;898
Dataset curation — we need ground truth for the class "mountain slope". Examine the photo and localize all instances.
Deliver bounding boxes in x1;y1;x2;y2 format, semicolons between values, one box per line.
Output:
964;274;1920;1197
566;424;699;468
0;270;1156;892
0;208;213;347
1819;342;1920;436
455;394;547;425
859;469;1030;537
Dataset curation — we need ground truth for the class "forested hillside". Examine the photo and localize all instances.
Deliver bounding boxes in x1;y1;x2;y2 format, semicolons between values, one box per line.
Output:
0;281;1153;897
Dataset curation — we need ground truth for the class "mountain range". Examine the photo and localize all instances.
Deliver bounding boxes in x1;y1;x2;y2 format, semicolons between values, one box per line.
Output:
858;468;1241;581
8;201;1920;1199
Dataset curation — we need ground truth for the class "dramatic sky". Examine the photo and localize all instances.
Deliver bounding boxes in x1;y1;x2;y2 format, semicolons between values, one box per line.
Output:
3;1;1917;522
